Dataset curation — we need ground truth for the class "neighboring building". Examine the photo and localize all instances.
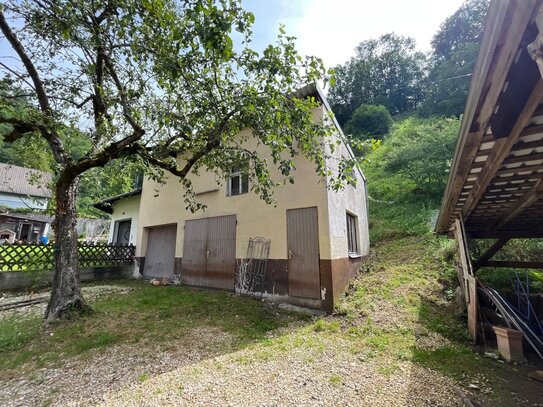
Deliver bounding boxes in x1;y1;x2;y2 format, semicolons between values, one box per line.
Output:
0;163;52;210
0;163;53;243
0;211;53;243
93;189;141;246
131;83;370;311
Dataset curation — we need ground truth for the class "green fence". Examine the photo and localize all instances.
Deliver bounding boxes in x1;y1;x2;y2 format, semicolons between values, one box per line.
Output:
0;243;135;272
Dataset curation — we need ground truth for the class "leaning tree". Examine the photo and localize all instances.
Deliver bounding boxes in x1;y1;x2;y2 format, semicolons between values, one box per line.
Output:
0;0;356;322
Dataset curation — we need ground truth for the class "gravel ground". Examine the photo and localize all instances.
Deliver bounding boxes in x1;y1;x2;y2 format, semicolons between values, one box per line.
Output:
97;334;463;407
0;287;472;407
0;323;464;407
1;326;235;407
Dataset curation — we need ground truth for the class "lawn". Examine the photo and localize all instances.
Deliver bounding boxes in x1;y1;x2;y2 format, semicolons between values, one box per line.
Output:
0;281;306;374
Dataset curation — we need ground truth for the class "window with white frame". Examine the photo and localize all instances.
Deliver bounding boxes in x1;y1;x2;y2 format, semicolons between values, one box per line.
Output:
346;212;359;255
227;166;249;196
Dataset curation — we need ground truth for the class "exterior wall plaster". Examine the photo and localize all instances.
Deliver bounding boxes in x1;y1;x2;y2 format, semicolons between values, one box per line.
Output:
108;195;140;245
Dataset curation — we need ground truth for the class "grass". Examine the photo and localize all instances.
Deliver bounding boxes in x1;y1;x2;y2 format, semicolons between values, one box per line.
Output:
477;266;543;292
0;199;533;405
411;345;484;381
367;197;439;244
0;281;303;373
328;374;342;385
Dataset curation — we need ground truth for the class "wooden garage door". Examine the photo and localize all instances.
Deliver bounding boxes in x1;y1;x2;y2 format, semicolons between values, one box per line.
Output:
181;215;236;290
287;207;320;299
143;224;177;279
181;218;208;287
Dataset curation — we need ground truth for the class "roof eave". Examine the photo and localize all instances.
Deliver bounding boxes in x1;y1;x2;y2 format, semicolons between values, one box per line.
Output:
435;0;517;234
92;189;142;214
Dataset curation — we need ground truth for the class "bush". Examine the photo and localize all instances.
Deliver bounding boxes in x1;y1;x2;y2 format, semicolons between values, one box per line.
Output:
344;104;393;141
362;116;459;203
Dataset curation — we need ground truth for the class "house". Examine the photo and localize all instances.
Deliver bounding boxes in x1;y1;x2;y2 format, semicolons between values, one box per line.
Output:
0;211;53;243
0;163;53;243
0;163;52;210
132;83;370;311
93;189;141;245
435;0;543;342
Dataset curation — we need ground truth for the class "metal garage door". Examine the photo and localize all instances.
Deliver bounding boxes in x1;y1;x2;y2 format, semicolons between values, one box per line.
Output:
181;215;236;290
287;207;320;299
143;224;177;279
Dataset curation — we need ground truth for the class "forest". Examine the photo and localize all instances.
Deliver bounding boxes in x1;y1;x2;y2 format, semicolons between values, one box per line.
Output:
327;0;486;238
332;0;541;293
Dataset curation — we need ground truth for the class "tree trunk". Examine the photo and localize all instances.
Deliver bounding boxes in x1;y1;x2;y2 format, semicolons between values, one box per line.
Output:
45;175;88;322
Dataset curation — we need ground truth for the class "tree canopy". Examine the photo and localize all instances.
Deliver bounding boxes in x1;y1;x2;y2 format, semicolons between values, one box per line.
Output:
328;0;489;122
0;0;354;321
363;117;459;202
419;0;489;117
344;104;393;141
431;0;489;62
328;33;425;126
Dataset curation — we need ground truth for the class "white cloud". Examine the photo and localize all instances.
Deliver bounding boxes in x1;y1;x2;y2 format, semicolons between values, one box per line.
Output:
278;0;466;68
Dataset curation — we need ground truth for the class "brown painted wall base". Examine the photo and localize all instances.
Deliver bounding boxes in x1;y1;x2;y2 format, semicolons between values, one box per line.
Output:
319;257;364;311
140;255;366;312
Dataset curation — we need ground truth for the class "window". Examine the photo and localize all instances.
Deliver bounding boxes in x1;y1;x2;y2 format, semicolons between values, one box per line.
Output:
227;166;249;196
346;213;359;255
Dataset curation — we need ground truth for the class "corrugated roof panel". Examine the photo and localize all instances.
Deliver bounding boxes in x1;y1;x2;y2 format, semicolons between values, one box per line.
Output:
0;163;52;198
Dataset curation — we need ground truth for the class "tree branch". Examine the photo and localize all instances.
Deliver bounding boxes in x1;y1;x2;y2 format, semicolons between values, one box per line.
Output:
0;61;36;91
0;116;43;142
102;53;144;136
0;9;68;165
0;11;51;116
145;110;237;179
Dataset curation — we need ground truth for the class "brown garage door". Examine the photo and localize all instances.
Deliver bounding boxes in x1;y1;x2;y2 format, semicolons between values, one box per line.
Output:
143;224;177;279
181;218;208;287
181;215;236;290
287;207;320;299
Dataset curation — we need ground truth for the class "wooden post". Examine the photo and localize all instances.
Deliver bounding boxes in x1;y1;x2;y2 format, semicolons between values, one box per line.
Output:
528;5;543;77
453;217;478;343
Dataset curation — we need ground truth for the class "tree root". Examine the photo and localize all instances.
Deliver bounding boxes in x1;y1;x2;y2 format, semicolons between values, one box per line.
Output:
44;298;93;325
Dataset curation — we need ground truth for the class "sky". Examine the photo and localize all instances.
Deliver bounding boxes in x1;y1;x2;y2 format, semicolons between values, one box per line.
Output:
0;0;467;76
244;0;465;68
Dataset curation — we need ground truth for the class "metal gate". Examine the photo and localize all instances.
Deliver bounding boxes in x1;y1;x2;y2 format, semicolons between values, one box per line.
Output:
182;215;236;290
287;207;320;299
143;224;177;279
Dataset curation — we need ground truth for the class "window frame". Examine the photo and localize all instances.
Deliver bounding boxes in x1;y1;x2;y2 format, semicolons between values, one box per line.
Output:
346;212;360;256
226;166;249;197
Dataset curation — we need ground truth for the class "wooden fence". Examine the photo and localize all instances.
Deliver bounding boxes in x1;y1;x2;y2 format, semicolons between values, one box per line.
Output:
0;243;135;272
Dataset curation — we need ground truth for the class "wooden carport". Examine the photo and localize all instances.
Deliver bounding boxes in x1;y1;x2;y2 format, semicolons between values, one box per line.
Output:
435;0;543;342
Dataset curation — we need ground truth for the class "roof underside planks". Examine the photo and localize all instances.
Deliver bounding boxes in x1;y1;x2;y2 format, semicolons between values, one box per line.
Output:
436;0;543;239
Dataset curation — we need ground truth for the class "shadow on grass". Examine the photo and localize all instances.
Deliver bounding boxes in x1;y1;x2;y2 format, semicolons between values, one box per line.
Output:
0;280;310;374
411;295;543;406
411;297;483;378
